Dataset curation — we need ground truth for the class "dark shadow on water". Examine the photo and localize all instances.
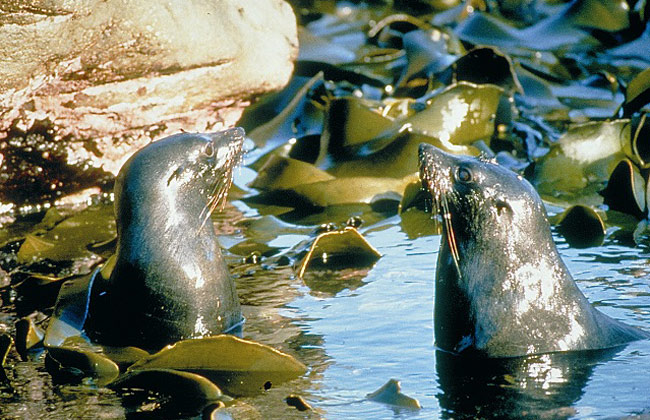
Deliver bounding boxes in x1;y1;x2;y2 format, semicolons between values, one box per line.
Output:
435;347;624;420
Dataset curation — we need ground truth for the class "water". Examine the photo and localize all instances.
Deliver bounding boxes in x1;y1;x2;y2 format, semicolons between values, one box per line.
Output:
227;185;650;418
275;219;650;419
1;167;650;419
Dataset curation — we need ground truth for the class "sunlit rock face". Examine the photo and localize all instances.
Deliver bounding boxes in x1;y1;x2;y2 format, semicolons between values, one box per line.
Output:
0;0;298;208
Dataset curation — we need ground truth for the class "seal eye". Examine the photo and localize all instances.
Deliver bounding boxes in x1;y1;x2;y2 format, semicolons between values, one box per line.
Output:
204;142;214;157
456;167;473;183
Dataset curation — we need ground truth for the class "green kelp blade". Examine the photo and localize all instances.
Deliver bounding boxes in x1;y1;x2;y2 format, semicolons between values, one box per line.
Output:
43;270;97;348
454;0;625;52
99;345;150;370
601;159;646;219
550;81;625;120
37;207;66;230
45;346;119;386
399;178;444;238
441;47;522;94
296;226;381;278
606;29;650;76
453;10;527;51
406;82;503;147
291;176;416;207
399;179;428;213
16;234;56;263
238;75;319;131
250;155;334;191
533;120;630;201
16;204;116;263
11;272;80;315
366;379;421;410
285;203;391;227
14;316;45;359
285;394;312;411
323;128;479;179
247;72;325;152
400;208;442;240
110;368;226;417
296;60;391;88
127;335;307;397
235;215;312;245
245;175;416;210
555;205;606;248
515;65;569;116
298;26;356;65
568;0;630;32
631;113;650;168
367;13;432;44
317;97;395;163
395;28;460;94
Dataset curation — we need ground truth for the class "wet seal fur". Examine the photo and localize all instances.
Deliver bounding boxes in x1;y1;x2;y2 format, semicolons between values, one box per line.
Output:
418;143;649;357
86;129;245;350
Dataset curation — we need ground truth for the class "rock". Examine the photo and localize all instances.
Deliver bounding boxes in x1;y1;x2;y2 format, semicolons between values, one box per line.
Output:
0;0;298;207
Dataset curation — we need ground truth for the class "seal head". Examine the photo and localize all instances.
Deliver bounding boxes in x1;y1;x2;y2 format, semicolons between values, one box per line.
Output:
418;143;648;357
86;128;245;350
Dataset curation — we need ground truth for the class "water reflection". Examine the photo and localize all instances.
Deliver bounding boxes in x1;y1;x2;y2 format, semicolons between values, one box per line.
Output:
302;267;375;297
435;347;622;419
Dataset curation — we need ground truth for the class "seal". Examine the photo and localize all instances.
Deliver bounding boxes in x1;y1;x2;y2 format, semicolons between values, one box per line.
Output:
418;143;649;357
85;128;245;350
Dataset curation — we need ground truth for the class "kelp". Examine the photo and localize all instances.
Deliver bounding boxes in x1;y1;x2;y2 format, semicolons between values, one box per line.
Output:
532;120;631;202
251;155;335;191
128;335;307;397
394;28;461;95
454;0;630;52
246;72;326;154
286;394;313;411
366;379;421;409
239;0;649;237
15;204;115;263
45;346;119;387
601;159;647;219
440;47;522;94
317;96;395;161
555;205;606;248
110;369;227;417
406;82;504;147
14;316;45;360
247;159;418;210
294;226;381;277
624;68;650;116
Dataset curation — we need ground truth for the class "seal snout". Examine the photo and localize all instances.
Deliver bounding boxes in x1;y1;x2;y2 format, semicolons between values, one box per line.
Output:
208;127;246;157
217;126;245;141
418;143;441;191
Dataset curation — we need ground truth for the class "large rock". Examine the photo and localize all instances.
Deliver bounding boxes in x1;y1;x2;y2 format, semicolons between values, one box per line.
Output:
0;0;298;207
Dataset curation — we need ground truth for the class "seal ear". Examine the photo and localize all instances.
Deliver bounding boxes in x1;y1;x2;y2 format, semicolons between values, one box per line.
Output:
495;199;512;217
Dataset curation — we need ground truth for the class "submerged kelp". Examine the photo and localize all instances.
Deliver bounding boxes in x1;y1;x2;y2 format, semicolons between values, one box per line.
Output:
1;0;650;419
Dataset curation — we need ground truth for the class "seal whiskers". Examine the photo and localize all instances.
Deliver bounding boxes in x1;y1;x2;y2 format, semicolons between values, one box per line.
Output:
199;129;245;231
420;152;462;280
